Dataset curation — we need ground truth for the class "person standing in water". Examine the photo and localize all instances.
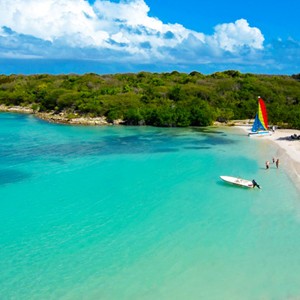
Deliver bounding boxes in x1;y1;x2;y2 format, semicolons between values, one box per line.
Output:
252;179;261;189
276;158;279;168
266;161;270;169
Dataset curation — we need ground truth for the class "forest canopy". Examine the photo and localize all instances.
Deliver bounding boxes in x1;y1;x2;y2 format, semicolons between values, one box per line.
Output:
0;70;299;128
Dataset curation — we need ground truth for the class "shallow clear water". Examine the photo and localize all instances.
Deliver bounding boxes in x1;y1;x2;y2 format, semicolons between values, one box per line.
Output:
0;113;300;300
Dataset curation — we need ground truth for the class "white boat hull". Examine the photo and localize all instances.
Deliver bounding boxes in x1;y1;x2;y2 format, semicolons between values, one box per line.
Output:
220;176;254;188
248;131;272;137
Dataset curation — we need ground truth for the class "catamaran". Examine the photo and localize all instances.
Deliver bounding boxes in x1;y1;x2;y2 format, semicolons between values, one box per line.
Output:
248;97;272;137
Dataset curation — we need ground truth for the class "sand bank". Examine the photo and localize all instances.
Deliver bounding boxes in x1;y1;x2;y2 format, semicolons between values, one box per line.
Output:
236;125;300;191
264;129;300;190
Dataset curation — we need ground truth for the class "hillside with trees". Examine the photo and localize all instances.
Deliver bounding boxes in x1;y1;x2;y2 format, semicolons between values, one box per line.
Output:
0;70;299;128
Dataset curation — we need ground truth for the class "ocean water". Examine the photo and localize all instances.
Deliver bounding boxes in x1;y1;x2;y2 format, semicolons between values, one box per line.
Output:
0;112;300;300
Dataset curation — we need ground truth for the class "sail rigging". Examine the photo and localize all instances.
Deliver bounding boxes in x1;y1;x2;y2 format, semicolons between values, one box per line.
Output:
251;97;269;132
249;97;272;136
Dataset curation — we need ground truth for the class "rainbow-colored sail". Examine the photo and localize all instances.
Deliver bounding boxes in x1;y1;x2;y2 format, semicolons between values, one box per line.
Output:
251;97;269;132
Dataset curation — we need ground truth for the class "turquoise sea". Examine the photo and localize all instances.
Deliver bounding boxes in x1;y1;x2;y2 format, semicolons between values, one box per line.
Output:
1;112;300;300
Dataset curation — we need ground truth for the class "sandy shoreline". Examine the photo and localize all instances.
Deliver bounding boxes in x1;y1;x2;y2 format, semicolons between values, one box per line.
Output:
236;125;300;192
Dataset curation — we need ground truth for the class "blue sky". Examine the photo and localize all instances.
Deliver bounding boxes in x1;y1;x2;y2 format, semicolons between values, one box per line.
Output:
0;0;299;75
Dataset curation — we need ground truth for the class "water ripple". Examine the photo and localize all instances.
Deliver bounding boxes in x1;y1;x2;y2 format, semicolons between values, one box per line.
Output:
0;168;31;185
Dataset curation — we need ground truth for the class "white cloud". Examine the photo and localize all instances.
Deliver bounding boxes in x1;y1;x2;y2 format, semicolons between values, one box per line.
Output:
0;0;265;64
211;19;264;52
94;0;163;31
0;0;110;46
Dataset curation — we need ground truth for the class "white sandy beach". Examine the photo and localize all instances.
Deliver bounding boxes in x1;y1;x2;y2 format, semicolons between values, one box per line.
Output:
237;125;300;190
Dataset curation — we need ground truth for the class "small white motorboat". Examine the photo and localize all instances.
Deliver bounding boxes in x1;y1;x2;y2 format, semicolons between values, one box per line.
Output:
220;176;260;189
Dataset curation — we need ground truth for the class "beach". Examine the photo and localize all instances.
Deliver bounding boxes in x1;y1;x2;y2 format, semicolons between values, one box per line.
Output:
267;129;300;190
237;125;300;191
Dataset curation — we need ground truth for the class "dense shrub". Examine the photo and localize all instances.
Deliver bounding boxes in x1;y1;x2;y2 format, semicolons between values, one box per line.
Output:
0;71;299;128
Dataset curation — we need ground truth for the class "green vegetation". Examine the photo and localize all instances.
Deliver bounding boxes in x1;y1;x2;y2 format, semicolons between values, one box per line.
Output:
0;71;299;128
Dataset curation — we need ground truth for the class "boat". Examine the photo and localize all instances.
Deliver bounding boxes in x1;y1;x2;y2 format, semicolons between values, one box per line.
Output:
248;97;272;137
220;176;261;189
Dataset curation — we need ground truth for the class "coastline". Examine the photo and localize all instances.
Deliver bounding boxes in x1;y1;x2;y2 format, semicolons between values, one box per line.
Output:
235;124;300;192
1;106;299;191
0;105;119;126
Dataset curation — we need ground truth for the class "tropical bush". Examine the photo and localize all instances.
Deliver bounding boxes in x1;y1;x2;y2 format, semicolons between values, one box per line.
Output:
0;71;299;128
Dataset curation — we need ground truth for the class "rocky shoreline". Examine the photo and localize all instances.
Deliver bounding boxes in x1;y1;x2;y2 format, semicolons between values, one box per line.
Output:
1;105;255;127
0;105;124;126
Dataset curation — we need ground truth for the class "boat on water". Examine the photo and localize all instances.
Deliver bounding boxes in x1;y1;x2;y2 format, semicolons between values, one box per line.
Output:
248;97;272;137
220;176;261;189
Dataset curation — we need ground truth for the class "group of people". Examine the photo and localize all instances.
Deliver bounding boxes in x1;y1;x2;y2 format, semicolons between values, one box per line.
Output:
265;157;279;169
